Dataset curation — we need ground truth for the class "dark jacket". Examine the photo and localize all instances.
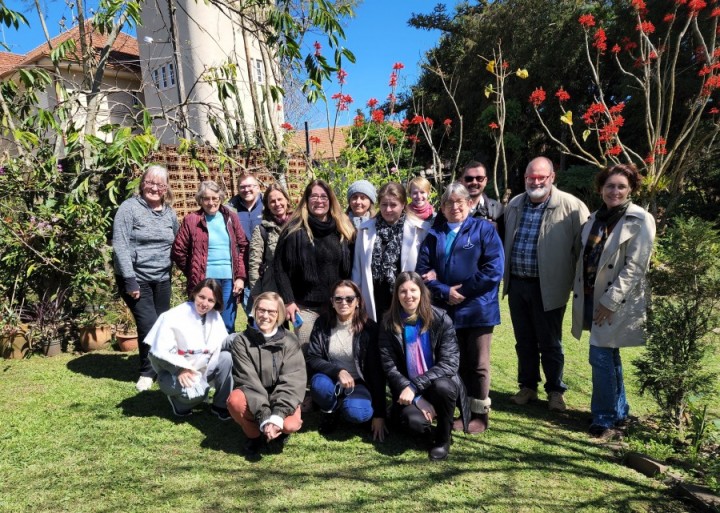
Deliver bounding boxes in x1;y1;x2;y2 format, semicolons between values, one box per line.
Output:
416;216;504;328
228;194;263;268
230;326;307;425
306;317;387;419
248;219;283;297
378;307;470;431
273;225;352;307
171;205;248;295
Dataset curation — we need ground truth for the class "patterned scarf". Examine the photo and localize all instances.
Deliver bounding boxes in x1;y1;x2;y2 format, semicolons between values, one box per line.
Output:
403;315;433;380
582;200;631;292
371;213;405;287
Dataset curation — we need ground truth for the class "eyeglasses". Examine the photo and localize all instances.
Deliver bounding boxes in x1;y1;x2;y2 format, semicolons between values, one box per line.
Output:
309;194;329;202
525;175;551;184
239;184;258;190
463;175;487;183
201;196;220;203
332;296;356;304
143;181;168;191
255;307;278;316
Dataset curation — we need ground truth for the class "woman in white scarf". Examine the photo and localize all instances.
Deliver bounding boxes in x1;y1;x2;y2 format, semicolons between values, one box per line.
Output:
147;278;232;419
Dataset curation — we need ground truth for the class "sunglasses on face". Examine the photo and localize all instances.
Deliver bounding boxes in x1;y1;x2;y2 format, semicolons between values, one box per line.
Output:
463;175;487;183
332;296;356;304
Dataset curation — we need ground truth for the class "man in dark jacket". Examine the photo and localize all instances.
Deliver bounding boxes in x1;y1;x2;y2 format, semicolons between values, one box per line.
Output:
461;161;504;229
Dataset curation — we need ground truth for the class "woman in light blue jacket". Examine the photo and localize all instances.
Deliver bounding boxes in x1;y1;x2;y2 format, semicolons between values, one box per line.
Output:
571;164;655;439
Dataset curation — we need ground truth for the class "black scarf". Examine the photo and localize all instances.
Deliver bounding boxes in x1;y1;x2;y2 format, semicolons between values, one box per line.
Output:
372;213;405;287
308;214;337;237
582;200;631;292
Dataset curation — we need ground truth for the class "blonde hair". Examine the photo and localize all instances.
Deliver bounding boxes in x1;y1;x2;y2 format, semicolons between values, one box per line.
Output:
139;165;173;206
252;292;286;328
407;176;432;198
285;179;355;243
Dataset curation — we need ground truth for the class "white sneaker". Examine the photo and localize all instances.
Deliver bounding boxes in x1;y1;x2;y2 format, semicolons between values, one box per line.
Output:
135;376;154;392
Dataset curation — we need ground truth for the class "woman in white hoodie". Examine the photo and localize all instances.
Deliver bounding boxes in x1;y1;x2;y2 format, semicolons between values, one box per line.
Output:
147;278;232;419
352;182;431;322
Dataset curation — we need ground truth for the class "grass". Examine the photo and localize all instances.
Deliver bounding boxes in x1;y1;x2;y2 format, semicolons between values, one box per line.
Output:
0;303;704;513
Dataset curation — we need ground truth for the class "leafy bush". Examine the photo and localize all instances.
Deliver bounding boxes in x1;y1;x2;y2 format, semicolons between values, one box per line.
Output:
634;217;720;429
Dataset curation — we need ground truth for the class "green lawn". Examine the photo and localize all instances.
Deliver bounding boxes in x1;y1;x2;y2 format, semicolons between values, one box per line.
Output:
0;304;694;513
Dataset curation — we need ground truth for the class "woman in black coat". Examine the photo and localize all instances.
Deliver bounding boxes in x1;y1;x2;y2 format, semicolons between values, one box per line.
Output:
306;280;387;441
379;271;469;461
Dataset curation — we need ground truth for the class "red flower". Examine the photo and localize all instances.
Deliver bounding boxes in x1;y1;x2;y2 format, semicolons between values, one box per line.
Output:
502;60;510;70
688;0;707;14
699;66;712;77
400;119;410;131
711;7;720;16
709;107;720;114
611;44;621;54
644;154;655;164
622;37;638;52
593;28;607;53
387;93;396;103
663;13;676;22
313;41;322;57
609;102;625;114
389;72;398;87
337;69;348;85
489;122;499;129
309;135;321;144
280;122;294;130
392;62;405;70
410;114;424;125
606;145;622;156
636;20;656;34
407;135;420;144
367;98;379;108
529;87;546;107
354;114;365;127
579;13;596;28
701;75;720;95
582;102;606;125
425;117;434;127
555;87;571;102
371;109;385;123
331;92;353;111
631;0;646;9
654;137;668;155
443;118;452;126
648;50;658;60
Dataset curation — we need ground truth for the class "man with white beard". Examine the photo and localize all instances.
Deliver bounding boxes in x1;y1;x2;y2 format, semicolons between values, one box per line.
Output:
502;157;589;412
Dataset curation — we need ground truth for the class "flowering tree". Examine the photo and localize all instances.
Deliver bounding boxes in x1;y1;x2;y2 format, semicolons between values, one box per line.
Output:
530;2;720;210
483;44;530;201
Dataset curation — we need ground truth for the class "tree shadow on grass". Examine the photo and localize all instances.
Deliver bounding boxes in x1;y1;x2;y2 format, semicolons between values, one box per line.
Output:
66;352;138;383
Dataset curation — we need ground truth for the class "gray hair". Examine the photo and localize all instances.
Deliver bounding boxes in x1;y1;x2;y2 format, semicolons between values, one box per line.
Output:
195;180;226;205
440;182;470;206
139;164;173;205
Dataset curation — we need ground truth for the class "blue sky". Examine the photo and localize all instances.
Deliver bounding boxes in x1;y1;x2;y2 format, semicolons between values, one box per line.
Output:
3;0;449;129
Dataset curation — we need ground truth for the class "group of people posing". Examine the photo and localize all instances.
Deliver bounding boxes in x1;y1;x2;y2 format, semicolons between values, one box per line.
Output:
112;156;655;460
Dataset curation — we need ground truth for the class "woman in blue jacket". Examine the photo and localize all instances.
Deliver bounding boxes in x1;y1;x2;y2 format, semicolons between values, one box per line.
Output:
416;182;504;433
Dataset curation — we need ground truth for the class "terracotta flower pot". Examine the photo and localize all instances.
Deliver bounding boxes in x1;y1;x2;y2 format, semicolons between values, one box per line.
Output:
115;332;138;352
79;325;113;352
2;326;31;359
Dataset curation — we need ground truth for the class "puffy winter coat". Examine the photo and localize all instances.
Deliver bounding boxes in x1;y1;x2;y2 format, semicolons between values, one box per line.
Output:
248;218;283;297
571;203;656;348
171;205;248;295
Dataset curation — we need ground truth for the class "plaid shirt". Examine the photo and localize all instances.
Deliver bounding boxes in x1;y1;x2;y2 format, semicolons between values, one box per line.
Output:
510;195;550;277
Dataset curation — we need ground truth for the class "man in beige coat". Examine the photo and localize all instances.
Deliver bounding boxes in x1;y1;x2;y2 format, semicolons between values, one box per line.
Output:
503;157;590;411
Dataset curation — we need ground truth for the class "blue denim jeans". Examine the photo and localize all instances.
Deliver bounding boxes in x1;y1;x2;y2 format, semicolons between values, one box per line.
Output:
589;345;629;429
212;278;237;333
310;373;373;423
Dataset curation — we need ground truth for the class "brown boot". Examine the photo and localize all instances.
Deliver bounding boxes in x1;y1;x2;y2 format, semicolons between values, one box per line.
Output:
467;413;489;434
452;417;465;432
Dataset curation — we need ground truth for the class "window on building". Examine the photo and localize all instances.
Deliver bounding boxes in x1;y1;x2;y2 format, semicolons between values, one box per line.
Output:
152;69;160;88
160;66;168;88
254;59;264;84
168;63;176;86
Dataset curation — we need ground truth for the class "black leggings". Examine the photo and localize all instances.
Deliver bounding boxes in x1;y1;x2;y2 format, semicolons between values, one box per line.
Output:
398;377;457;445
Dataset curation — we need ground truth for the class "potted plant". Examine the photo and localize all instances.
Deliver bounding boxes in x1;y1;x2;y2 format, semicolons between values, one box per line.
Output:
24;289;70;357
76;305;113;352
1;302;31;359
109;300;138;352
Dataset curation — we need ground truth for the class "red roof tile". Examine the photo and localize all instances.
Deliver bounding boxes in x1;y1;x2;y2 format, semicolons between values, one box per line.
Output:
287;126;351;160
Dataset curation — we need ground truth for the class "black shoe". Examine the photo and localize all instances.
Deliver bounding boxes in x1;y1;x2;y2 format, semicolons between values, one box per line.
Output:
429;442;450;461
267;433;289;454
167;396;192;418
244;436;263;456
210;404;231;421
318;412;339;435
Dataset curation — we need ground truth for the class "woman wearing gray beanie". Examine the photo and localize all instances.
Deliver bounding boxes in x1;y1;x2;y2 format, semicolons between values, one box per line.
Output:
346;180;377;228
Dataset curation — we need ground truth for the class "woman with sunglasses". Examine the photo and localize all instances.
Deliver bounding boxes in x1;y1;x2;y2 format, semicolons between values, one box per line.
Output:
353;182;432;323
113;165;179;392
172;181;248;334
306;280;387;441
379;272;470;461
227;292;307;456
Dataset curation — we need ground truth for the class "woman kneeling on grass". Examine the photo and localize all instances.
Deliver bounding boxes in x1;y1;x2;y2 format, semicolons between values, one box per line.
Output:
379;272;469;461
227;292;307;456
147;278;232;420
306;280;387;440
